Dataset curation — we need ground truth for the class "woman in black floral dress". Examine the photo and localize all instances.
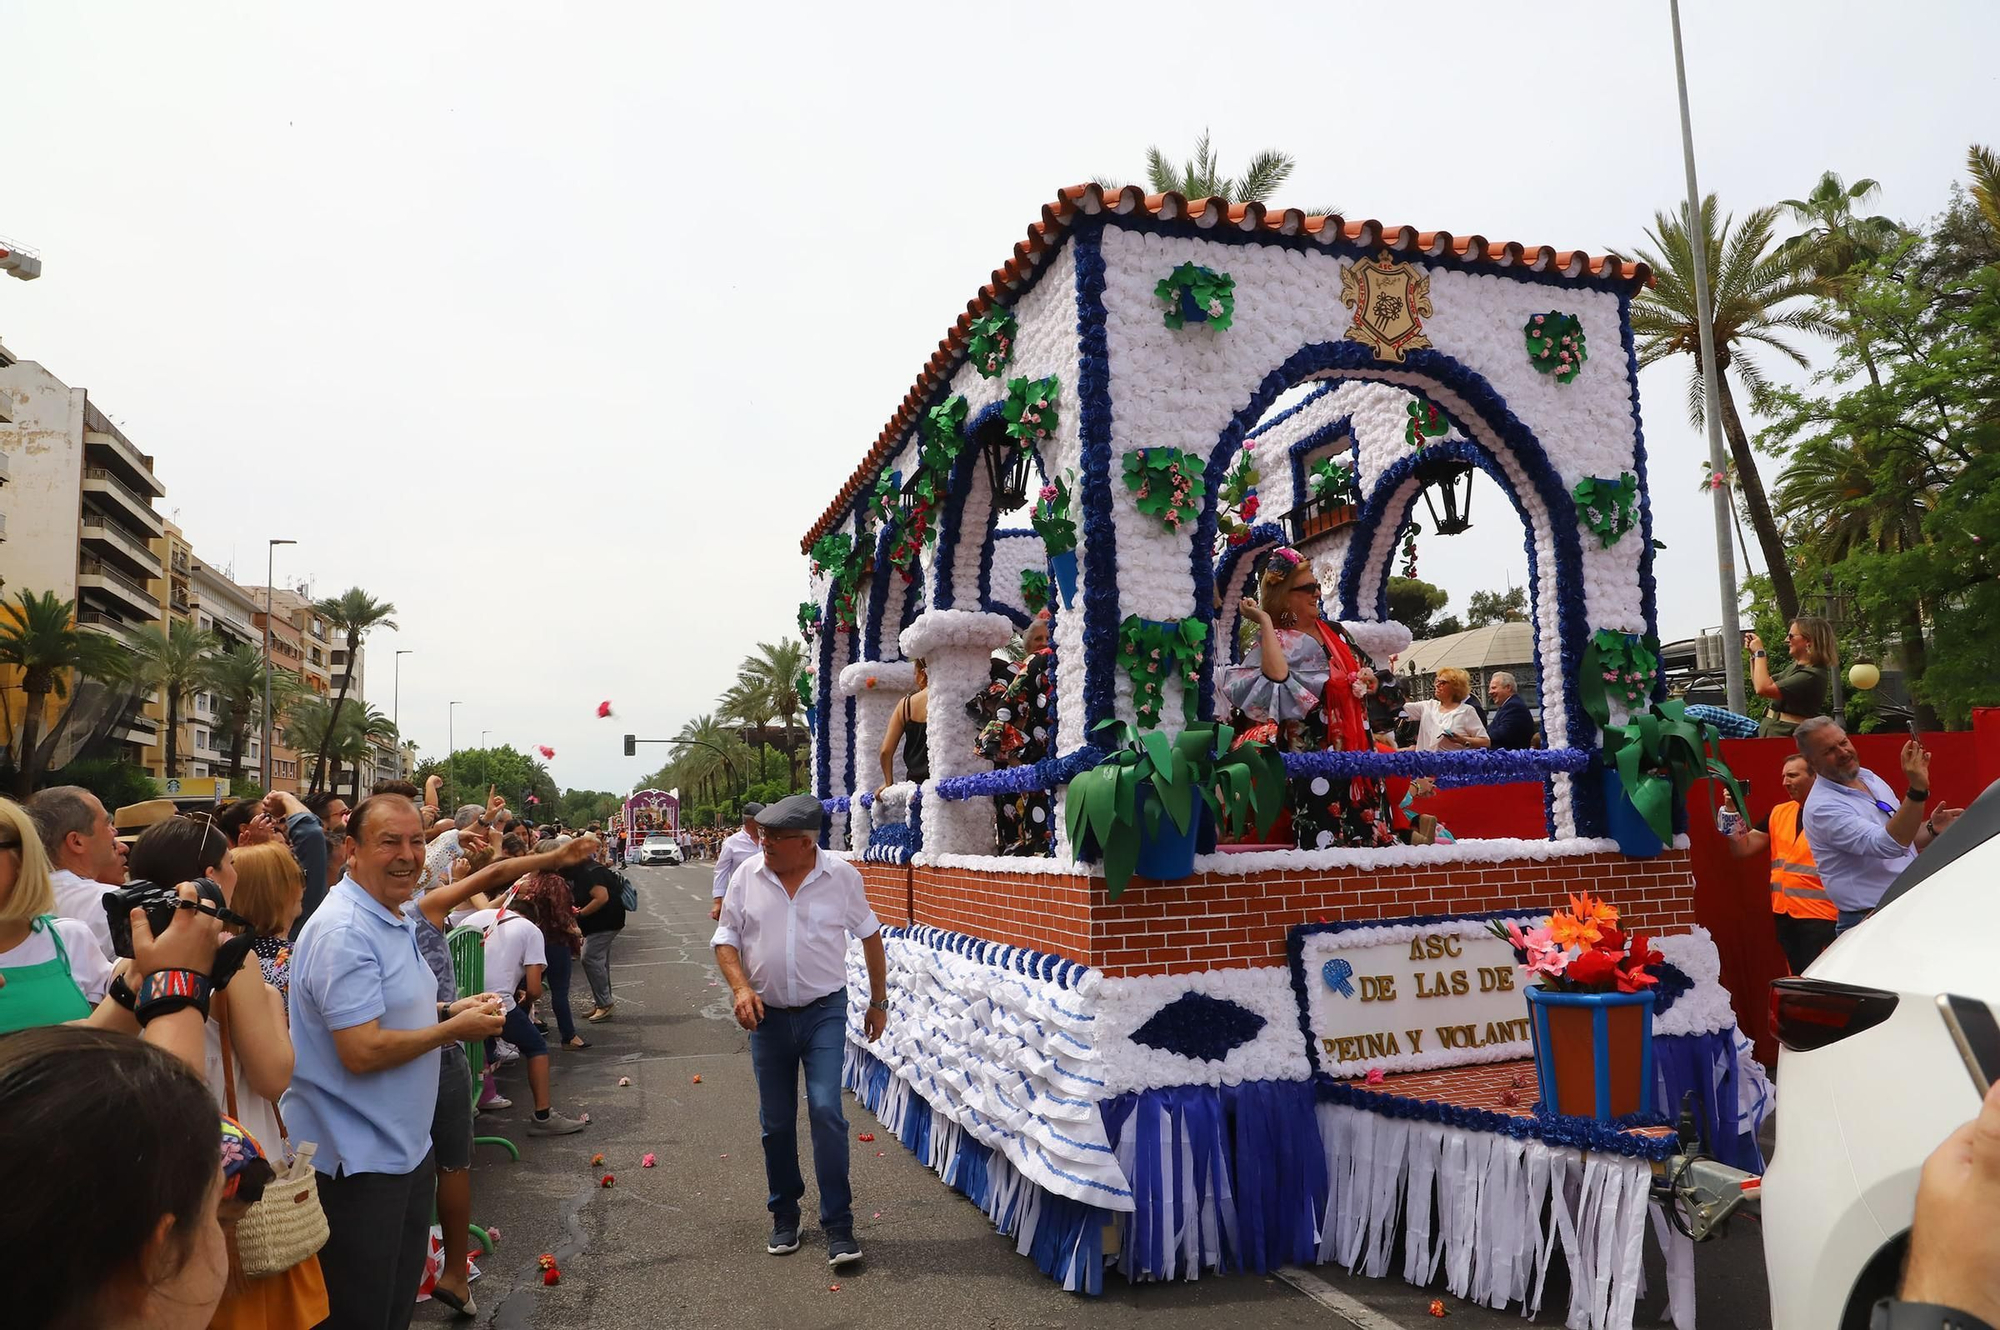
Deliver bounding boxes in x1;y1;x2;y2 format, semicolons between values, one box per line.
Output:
966;614;1056;856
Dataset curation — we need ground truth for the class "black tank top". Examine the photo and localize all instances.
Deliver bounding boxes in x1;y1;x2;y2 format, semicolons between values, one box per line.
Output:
900;698;930;782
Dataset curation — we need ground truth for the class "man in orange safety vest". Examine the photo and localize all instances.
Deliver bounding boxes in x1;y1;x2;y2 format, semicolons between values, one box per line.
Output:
1727;753;1836;974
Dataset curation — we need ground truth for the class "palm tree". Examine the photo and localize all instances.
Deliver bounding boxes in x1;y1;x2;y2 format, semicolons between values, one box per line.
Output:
1096;129;1339;215
1967;144;2000;241
1626;196;1834;622
201;643;306;783
718;679;771;784
1778;172;1902;285
307;588;397;796
130;618;222;780
286;698;397;796
738;638;808;788
0;590;129;795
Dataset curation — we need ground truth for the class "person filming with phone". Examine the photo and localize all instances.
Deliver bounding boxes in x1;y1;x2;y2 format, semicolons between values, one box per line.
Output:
1796;716;1965;935
1746;617;1837;739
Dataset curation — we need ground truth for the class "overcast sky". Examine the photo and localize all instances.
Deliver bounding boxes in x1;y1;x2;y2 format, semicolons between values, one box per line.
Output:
2;1;1993;795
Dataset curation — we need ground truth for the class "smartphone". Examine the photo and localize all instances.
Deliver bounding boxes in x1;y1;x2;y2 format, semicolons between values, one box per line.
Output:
1937;993;2000;1098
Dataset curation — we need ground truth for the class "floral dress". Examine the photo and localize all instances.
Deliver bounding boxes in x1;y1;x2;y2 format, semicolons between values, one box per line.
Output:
966;649;1056;856
1220;623;1395;850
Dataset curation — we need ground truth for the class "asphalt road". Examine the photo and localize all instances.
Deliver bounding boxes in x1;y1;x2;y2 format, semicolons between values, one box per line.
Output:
427;861;1773;1329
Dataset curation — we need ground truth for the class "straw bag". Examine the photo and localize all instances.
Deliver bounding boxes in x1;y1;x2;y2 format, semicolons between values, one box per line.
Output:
217;990;330;1279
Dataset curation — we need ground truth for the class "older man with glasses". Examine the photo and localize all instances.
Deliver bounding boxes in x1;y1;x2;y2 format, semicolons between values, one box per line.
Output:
1796;717;1965;934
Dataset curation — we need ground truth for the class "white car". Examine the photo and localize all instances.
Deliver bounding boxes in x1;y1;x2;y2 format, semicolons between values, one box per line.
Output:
1760;783;1998;1329
635;834;683;866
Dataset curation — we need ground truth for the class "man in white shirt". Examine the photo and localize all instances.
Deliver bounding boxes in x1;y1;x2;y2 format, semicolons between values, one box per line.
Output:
712;795;887;1268
458;901;586;1135
708;802;765;921
26;785;128;960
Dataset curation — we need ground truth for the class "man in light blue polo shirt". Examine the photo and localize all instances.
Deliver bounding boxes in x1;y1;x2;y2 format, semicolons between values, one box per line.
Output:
286;793;505;1330
1797;718;1965;934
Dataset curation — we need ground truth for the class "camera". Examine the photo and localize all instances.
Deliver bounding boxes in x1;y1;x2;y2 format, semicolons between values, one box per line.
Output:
102;877;247;960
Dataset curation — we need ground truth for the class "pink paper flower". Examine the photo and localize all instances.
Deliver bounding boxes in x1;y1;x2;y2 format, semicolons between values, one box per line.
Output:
597;700;613;718
538;745;556;759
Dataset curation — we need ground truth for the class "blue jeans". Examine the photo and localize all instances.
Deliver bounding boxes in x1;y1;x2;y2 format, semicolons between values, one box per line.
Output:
1836;908;1871;935
747;989;851;1234
545;945;578;1043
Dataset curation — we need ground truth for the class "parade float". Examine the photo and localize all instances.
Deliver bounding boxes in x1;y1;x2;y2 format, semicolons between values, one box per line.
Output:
798;185;1771;1328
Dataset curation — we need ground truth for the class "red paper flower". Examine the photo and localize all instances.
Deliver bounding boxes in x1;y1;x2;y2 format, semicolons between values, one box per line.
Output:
597;700;613;718
857;1132;875;1142
600;1173;615;1188
1429;1297;1447;1317
1564;947;1619;989
1363;1068;1385;1085
538;745;556;760
542;1267;561;1286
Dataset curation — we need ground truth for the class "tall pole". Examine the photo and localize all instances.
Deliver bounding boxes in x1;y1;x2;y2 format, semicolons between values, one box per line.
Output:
1669;0;1747;715
448;701;461;808
393;650;413;780
262;539;295;789
480;730;490;789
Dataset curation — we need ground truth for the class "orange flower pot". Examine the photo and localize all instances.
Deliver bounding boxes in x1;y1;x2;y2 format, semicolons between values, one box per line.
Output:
1524;986;1656;1121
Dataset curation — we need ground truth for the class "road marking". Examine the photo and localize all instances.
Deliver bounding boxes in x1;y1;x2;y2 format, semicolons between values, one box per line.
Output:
1273;1266;1413;1329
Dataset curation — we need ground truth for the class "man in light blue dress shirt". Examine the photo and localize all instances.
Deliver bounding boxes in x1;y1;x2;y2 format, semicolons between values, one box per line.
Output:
1797;718;1965;934
286;794;505;1330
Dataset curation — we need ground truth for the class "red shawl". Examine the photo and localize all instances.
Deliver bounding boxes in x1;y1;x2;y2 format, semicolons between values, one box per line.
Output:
1310;619;1371;753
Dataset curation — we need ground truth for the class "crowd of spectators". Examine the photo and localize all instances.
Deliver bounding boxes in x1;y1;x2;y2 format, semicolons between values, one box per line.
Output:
0;774;635;1328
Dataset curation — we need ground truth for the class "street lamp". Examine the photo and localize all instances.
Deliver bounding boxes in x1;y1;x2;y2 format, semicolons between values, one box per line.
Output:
448;702;462;806
480;730;490;789
262;539;295;790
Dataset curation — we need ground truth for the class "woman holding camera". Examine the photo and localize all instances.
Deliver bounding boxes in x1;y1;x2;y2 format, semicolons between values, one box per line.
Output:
1747;616;1838;738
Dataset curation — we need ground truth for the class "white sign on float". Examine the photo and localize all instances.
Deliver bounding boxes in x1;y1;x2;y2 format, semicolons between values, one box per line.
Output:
1290;911;1543;1077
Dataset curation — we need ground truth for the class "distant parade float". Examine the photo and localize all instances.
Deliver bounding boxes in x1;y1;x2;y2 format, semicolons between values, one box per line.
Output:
796;185;1764;1327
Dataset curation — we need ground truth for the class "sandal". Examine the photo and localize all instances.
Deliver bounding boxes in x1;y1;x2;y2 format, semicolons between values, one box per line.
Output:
563;1036;592;1050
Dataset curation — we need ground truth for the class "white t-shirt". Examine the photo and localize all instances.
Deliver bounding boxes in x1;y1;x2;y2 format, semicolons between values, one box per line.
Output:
1403;699;1491;752
49;869;119;961
459;908;546;1012
0;917;113;1004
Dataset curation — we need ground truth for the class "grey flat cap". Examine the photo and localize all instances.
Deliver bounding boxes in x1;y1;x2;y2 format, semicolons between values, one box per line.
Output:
742;802;765;819
754;794;823;833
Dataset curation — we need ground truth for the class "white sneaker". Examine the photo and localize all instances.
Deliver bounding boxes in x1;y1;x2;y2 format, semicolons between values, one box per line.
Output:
477;1094;512;1113
491;1040;522;1066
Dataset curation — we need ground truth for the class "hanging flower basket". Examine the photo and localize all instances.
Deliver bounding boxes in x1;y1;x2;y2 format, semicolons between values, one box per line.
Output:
1031;471;1077;557
1019;567;1050;616
1287;495;1358;543
1048;549;1078;609
1155;263;1235;331
1405;396;1451;448
965;307;1017;380
1002;375;1060;446
1122;447;1207;535
1572;473;1639;548
1524;311;1588;384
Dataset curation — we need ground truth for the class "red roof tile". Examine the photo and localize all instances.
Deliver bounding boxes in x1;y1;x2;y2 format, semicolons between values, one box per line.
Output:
802;184;1653;551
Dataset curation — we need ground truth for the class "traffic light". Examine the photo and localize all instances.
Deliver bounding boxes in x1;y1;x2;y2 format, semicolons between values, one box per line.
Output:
623;733;636;757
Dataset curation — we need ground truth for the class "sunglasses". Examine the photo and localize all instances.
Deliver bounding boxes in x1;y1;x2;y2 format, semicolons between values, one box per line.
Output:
1872;799;1896;817
1289;582;1324;596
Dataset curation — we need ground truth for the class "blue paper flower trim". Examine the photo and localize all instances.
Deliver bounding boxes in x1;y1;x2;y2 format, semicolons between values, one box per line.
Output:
1131;993;1267;1063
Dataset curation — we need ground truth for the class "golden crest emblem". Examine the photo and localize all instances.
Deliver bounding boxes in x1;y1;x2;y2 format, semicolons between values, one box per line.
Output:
1339;253;1435;362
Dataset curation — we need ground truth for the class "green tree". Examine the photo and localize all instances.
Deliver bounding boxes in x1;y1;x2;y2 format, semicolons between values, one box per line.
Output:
1627;195;1832;623
307;588;397;797
718;679;771;791
1097;129;1338;215
1778;172;1902;289
0;590;130;794
200;643;306;782
1966;144;2000;240
1465;585;1528;628
412;743;556;815
1762;212;2000;727
1386;576;1449;639
557;789;622;827
130;618;222;780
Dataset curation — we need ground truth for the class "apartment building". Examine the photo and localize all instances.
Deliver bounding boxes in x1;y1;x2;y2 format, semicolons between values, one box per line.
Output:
0;347;165;764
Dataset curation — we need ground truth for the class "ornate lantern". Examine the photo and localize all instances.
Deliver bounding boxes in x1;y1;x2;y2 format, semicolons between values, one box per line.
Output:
1417;456;1476;536
977;417;1033;513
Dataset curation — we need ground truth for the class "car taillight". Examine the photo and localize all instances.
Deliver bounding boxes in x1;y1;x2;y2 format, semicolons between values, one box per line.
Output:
1770;978;1900;1052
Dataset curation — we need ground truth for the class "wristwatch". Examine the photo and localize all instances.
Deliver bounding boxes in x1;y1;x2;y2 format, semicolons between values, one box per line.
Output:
1752;650;1767;659
1872;1299;1997;1330
868;998;890;1013
1906;788;1930;802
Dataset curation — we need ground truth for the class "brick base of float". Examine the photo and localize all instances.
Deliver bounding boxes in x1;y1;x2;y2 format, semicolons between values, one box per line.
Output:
859;848;1697;976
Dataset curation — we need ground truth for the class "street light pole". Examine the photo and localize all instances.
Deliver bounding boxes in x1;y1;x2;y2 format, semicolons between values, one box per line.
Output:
392;649;412;737
448;701;462;807
1669;0;1748;715
480;730;490;790
262;539;295;790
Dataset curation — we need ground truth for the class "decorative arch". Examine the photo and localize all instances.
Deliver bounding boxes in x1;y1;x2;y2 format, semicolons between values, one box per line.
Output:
1188;342;1606;838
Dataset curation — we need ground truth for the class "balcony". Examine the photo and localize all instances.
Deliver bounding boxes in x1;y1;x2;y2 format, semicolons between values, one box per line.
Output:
170;548;190;574
81;467;165;537
82;427;165;499
80;515;164;579
76;610;137;642
78;557;161;617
